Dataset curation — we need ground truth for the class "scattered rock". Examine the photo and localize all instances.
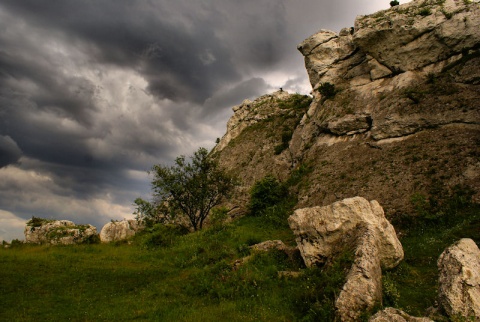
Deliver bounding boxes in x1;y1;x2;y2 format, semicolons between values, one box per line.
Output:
437;238;480;320
369;307;434;322
250;240;287;252
288;197;403;321
99;219;144;243
25;219;98;245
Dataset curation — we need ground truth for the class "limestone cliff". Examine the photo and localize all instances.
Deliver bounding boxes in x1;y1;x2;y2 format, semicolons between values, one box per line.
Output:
214;0;480;219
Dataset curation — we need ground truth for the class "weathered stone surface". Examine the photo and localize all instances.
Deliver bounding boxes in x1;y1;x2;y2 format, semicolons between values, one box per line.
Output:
99;219;144;243
250;240;287;252
354;0;480;72
288;197;403;269
25;220;98;245
288;197;403;321
437;238;480;320
213;90;293;152
369;307;434;322
291;0;480;156
324;114;372;136
335;228;382;322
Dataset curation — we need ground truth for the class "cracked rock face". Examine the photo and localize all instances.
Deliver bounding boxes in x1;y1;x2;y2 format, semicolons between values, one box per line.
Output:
437;238;480;320
288;197;403;321
292;0;479;155
99;219;144;243
354;0;480;73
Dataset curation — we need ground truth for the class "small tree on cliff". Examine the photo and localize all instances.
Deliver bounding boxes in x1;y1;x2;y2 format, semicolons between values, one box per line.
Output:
150;147;236;231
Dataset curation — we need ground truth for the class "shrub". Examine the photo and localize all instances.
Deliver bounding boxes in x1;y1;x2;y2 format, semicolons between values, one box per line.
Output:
390;0;400;6
418;8;432;16
26;216;53;227
317;82;336;100
139;224;189;249
248;175;288;217
274;129;294;155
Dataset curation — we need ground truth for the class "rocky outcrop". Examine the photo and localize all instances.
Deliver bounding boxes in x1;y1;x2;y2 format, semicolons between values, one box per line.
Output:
369;307;434;322
213;0;479;219
437;238;480;320
99;219;144;243
214;90;296;153
354;0;480;73
288;197;403;321
24;219;98;245
293;0;479;154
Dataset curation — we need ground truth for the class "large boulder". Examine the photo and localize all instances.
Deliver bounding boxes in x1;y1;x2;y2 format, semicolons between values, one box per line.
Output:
99;219;144;243
437;238;480;320
24;219;98;245
288;196;403;268
288;197;404;321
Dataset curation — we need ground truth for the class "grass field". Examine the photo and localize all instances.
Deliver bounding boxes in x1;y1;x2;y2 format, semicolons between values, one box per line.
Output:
1;197;479;321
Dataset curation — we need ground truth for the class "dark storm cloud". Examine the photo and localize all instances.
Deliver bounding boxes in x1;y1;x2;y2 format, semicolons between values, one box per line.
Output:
0;135;22;168
204;78;269;115
0;0;298;103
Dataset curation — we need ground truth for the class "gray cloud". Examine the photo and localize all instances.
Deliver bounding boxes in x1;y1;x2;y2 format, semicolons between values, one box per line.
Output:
0;136;22;168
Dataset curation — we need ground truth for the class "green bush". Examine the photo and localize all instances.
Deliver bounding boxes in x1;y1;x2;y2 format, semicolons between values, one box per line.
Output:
390;0;399;6
26;216;53;227
317;82;336;100
139;224;189;249
248;175;288;217
418;8;432;16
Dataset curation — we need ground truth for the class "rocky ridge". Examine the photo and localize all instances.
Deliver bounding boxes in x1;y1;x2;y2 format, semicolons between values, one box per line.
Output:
214;0;480;218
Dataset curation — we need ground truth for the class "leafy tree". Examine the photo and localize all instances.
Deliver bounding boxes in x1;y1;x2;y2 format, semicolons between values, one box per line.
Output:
150;147;236;231
390;0;400;6
133;197;173;227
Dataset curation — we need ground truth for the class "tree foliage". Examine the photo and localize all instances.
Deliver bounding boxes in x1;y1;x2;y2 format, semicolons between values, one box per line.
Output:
150;147;236;231
133;198;173;227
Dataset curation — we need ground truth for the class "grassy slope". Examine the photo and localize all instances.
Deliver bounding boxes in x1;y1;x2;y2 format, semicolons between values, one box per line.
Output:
0;216;336;322
1;200;479;321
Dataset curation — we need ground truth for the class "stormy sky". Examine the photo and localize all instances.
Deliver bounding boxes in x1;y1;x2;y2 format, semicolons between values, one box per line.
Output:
0;0;401;242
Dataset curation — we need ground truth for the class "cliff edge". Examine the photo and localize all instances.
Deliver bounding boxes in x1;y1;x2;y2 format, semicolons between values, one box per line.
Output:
214;0;480;218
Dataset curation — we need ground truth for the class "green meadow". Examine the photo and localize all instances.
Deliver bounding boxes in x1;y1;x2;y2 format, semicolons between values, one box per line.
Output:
1;196;478;321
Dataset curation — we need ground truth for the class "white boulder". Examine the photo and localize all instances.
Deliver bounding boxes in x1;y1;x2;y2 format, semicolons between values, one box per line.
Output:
288;197;404;321
99;219;144;243
437;238;480;320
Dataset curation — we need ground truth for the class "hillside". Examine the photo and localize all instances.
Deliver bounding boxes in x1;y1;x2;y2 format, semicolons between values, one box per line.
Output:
2;0;480;321
213;0;480;222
